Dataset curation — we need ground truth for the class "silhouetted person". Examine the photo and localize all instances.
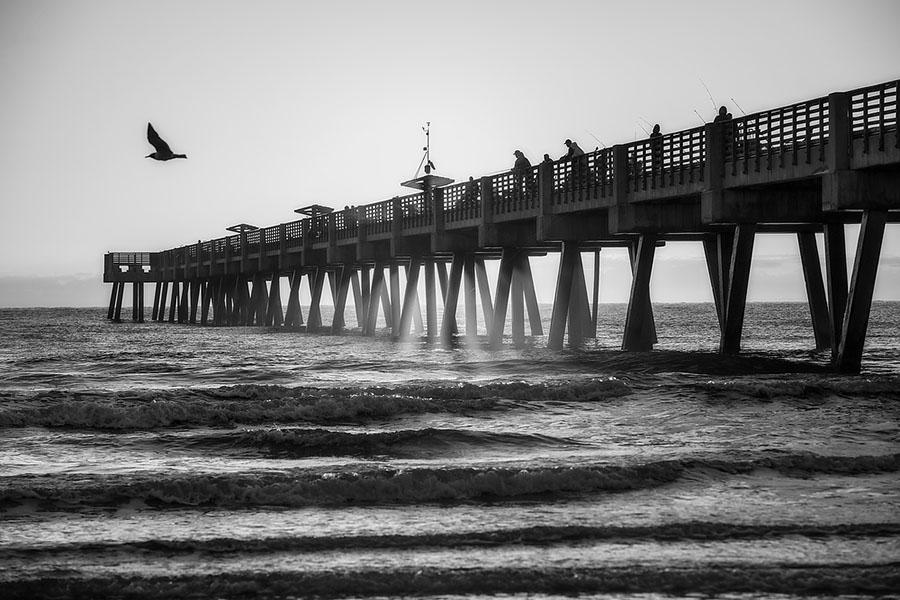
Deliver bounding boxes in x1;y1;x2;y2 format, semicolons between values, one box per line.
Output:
542;153;553;165
513;150;533;198
713;106;733;123
649;124;662;175
146;123;187;161
561;139;584;160
463;176;479;211
561;139;586;188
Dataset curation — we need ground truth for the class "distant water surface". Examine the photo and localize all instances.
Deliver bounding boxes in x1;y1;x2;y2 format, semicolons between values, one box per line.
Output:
1;303;898;598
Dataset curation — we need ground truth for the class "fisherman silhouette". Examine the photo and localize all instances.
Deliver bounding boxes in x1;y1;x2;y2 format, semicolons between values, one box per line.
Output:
713;106;733;123
146;123;187;161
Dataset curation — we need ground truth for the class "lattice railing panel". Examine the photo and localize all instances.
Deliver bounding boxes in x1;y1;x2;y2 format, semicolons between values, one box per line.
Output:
850;80;899;153
552;149;614;202
399;192;430;228
285;220;302;248
363;199;394;235
724;97;829;174
627;128;705;191
443;179;481;223
491;166;538;215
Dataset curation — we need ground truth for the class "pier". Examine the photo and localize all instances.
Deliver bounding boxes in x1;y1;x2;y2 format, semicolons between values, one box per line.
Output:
104;80;899;372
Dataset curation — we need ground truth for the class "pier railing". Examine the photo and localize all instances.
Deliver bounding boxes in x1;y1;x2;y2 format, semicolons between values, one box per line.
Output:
111;79;898;279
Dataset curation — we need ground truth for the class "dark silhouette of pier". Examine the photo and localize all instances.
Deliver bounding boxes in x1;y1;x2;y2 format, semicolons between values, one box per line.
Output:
105;80;899;372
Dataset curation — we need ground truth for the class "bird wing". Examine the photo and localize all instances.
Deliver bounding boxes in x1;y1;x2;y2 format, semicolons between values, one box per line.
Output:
147;122;173;154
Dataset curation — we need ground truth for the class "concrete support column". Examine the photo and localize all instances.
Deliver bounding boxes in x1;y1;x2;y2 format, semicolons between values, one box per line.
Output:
622;235;657;351
836;210;887;373
474;258;494;334
307;268;326;330
440;254;464;343
797;231;831;350
824;223;848;360
489;248;516;349
548;243;578;351
720;224;756;354
424;258;437;339
398;257;422;340
108;282;119;320
331;265;352;334
464;254;478;338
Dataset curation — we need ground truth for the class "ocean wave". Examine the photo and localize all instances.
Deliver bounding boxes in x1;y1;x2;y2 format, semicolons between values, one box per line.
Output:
8;522;899;556
2;452;896;511
177;427;583;458
4;564;898;598
693;375;900;402
0;379;631;430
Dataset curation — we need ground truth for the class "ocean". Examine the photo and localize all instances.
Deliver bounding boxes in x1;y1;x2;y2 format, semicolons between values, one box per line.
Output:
1;302;898;599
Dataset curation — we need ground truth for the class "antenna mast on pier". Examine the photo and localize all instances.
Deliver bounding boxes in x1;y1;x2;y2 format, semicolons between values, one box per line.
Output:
403;121;454;191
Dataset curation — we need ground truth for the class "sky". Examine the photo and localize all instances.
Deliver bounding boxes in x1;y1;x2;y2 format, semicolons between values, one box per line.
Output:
1;0;898;307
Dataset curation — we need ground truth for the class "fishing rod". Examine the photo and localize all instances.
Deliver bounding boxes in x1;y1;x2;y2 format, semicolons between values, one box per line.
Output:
693;109;707;126
730;97;748;116
586;130;606;149
698;76;717;110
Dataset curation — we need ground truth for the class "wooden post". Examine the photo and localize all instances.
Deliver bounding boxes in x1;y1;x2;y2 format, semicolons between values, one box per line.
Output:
549;243;577;350
131;282;138;322
179;281;189;323
489;248;516;349
464;254;478;338
398;257;422;340
150;282;161;321
138;282;144;323
189;280;200;324
797;231;831;350
440;254;464;342
720;224;756;354
168;281;178;323
424;257;437;339
474;258;494;334
824;223;848;360
157;282;168;322
307;268;326;330
381;271;393;329
213;279;225;326
113;280;124;322
200;281;210;325
836;210;887;373
622;235;657;351
108;282;119;320
567;251;590;348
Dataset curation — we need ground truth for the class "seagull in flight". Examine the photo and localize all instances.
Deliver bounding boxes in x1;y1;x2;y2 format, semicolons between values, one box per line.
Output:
146;122;187;161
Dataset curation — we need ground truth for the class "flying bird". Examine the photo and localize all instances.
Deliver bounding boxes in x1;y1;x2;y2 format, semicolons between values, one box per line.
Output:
145;122;187;161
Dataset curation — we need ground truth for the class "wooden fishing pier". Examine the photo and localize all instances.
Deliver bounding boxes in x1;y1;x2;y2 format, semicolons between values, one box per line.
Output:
104;80;899;372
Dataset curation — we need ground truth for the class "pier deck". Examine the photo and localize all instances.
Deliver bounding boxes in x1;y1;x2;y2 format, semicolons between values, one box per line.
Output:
104;80;899;372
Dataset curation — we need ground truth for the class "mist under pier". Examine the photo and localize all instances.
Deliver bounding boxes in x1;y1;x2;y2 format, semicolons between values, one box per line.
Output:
105;80;899;373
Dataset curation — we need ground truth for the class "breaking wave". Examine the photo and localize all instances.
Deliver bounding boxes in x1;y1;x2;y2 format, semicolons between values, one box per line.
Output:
3;452;896;511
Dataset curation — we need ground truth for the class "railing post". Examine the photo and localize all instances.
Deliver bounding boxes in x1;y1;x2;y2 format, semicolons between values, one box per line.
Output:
827;92;851;171
701;123;724;223
609;144;630;232
196;241;202;278
478;177;494;246
240;231;248;273
823;92;851;212
432;186;445;238
391;196;402;248
278;224;286;270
